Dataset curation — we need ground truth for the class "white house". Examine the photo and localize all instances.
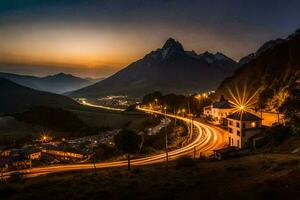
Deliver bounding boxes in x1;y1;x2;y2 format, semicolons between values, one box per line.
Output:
227;111;263;148
204;100;234;125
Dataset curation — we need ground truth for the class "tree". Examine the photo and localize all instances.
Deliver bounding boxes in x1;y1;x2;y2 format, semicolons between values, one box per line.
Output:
114;129;142;171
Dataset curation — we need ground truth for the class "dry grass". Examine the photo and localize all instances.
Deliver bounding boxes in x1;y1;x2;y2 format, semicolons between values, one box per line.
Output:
2;153;300;200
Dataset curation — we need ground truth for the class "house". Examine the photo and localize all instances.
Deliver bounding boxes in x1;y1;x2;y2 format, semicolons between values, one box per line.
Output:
204;100;234;125
42;145;90;160
0;156;31;171
23;149;42;160
11;148;42;160
0;146;11;157
227;111;263;148
203;105;212;116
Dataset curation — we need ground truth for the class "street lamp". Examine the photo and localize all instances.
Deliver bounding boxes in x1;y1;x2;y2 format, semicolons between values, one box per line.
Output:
91;140;97;175
163;105;168;171
41;135;48;143
182;108;186;116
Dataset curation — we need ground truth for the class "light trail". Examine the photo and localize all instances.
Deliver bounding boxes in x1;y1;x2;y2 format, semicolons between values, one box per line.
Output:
80;100;126;111
2;106;227;179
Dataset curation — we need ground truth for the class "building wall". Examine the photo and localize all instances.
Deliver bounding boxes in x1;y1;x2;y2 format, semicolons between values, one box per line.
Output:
42;149;84;159
227;119;262;148
0;150;11;157
241;129;262;147
228;119;242;148
28;152;42;160
204;106;212;116
212;108;234;124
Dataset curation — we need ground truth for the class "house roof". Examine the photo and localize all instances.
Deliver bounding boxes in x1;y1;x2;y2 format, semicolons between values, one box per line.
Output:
212;101;234;109
227;111;261;121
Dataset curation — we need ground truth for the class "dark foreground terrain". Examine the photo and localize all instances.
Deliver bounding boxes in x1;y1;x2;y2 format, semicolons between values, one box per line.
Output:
1;152;300;200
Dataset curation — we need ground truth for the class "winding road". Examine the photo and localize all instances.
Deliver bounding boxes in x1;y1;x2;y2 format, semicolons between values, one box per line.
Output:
2;105;228;178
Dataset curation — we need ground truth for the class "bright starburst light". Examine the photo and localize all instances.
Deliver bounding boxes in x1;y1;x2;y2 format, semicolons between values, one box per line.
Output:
227;85;259;114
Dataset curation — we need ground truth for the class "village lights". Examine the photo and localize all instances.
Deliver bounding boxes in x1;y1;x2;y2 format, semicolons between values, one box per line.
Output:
41;134;49;142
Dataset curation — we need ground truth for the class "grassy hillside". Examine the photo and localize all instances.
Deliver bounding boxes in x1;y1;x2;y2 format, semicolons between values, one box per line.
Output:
0;77;80;113
2;153;300;200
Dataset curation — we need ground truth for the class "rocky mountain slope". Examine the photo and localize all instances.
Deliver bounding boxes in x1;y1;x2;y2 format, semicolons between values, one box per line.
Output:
0;72;93;94
69;38;238;98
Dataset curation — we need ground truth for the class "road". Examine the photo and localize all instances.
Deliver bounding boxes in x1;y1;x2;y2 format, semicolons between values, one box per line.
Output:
80;100;126;111
2;106;228;178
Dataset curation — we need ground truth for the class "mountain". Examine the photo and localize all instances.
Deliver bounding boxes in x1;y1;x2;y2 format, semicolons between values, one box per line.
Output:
215;29;300;111
0;72;93;94
238;38;286;66
85;77;106;84
0;77;80;113
69;38;238;98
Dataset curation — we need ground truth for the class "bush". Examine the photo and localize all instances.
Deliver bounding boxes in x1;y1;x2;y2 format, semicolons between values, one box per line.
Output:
94;144;118;161
176;156;196;169
264;125;292;145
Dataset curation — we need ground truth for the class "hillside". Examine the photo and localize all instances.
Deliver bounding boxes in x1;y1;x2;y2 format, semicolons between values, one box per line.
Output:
2;153;300;200
0;77;79;113
215;29;300;112
69;38;238;98
0;72;92;94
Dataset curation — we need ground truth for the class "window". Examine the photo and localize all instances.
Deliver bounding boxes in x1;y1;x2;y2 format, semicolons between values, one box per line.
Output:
236;122;240;128
237;140;240;147
232;138;234;145
229;120;232;126
242;123;246;128
251;122;256;127
229;137;231;145
237;130;241;136
229;128;232;133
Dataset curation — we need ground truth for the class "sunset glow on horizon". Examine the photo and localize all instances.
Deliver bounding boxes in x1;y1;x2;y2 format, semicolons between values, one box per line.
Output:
1;0;300;78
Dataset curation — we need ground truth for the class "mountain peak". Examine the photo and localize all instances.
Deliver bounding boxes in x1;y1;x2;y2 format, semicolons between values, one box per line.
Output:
54;72;72;77
162;38;184;51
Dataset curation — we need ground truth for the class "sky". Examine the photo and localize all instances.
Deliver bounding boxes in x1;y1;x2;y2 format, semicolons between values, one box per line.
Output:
0;0;300;78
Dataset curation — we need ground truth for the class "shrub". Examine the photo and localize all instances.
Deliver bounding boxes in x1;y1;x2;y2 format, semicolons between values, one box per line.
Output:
264;125;292;145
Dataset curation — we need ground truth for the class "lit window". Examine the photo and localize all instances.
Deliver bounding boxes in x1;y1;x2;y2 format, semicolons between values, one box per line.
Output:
251;122;256;127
